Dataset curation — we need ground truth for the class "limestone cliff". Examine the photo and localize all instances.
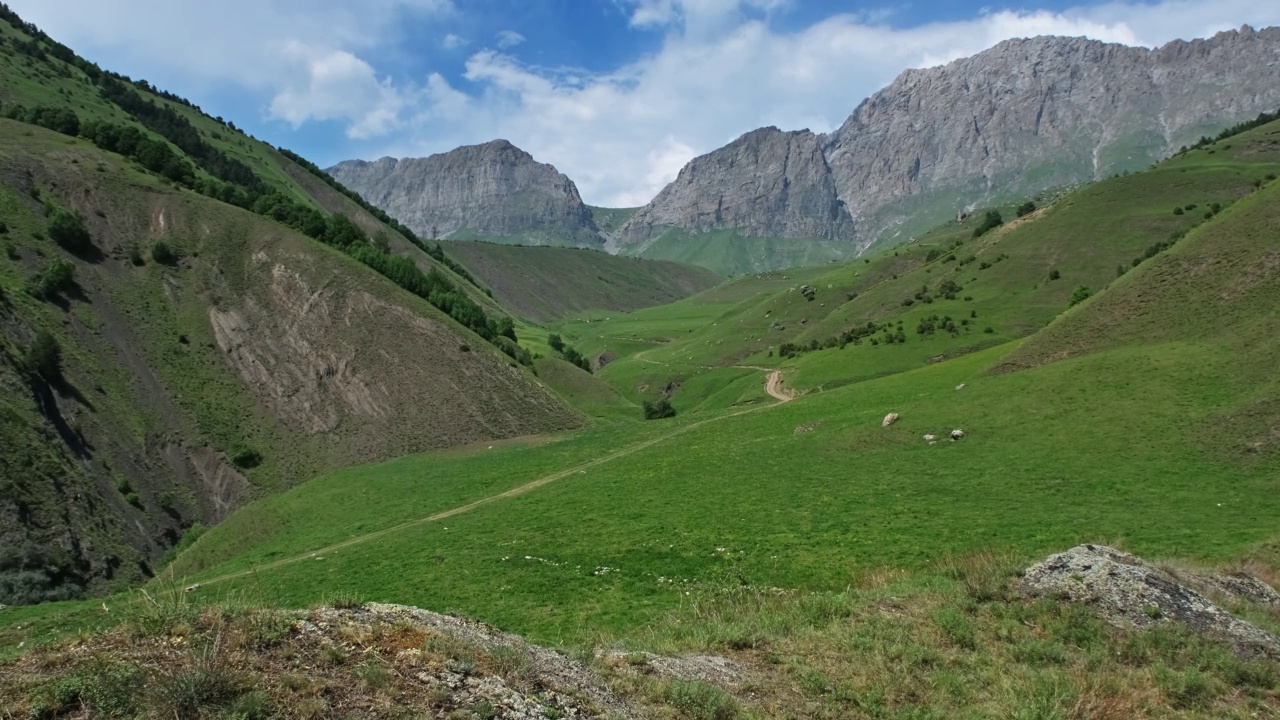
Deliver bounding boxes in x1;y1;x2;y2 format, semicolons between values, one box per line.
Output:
329;140;602;248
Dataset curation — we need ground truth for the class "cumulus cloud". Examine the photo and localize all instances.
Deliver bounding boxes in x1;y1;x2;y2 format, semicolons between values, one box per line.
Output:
393;1;1280;205
12;0;1280;205
442;33;468;50
495;30;526;48
269;41;407;138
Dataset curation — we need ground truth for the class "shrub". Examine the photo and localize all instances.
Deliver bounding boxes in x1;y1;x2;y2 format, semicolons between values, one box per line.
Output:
1069;285;1092;306
1173;207;1184;215
151;240;179;265
660;680;739;720
47;210;92;253
643;399;677;420
127;244;145;266
971;210;1003;239
26;259;76;299
1016;200;1037;217
548;333;565;352
228;442;262;469
26;331;62;382
1048;269;1060;281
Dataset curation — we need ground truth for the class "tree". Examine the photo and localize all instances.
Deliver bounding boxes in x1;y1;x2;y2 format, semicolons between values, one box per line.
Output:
26;331;62;383
1016;201;1037;217
548;334;565;352
643;398;676;420
1069;285;1092;306
371;230;391;254
47;210;92;253
151;241;178;265
972;210;1004;238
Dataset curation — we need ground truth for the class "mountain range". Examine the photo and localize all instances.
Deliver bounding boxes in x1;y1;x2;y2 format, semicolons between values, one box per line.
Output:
334;25;1280;274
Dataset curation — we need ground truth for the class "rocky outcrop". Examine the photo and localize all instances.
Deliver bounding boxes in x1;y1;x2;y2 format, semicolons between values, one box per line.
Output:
622;26;1280;255
824;26;1280;248
615;128;855;247
1021;545;1280;658
329;140;603;247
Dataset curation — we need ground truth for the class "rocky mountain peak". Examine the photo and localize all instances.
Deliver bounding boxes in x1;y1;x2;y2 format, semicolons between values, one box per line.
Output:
329;141;602;248
615;126;855;247
615;26;1280;260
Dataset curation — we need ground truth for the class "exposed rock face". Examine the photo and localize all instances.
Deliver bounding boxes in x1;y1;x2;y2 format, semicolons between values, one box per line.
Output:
329;140;602;247
622;26;1280;254
825;26;1280;248
615;128;855;247
1021;545;1280;658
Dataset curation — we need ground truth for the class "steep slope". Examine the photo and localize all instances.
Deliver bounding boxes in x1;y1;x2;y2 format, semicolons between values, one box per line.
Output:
329;141;603;248
619;26;1280;270
0;121;581;603
0;9;582;605
826;26;1280;249
616;127;854;248
444;242;721;322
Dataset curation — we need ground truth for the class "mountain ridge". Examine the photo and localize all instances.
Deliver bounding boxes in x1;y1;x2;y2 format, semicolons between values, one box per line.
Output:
328;140;603;248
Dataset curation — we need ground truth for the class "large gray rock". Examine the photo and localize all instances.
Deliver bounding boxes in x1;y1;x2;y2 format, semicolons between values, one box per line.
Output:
1020;544;1280;658
622;26;1280;255
329;140;603;248
615;127;855;248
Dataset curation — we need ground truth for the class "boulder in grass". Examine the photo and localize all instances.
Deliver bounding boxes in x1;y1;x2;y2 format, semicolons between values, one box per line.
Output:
882;412;899;427
1020;544;1280;658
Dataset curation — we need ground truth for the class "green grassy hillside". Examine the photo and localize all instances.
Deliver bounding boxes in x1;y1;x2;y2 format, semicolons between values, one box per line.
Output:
0;9;581;606
622;227;858;276
445;241;721;321
110;120;1280;651
587;205;639;234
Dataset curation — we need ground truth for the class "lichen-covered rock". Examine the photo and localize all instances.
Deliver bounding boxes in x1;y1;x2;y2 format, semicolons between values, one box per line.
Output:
1020;545;1280;658
882;412;900;427
329;140;602;247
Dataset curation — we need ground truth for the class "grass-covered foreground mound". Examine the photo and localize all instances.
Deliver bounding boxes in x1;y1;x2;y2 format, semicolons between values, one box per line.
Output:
2;546;1278;719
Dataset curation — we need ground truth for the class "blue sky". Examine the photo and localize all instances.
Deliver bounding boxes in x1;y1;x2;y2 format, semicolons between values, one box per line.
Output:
11;0;1280;206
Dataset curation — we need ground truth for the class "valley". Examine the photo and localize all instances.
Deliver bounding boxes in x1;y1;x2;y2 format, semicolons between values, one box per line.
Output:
1;5;1279;718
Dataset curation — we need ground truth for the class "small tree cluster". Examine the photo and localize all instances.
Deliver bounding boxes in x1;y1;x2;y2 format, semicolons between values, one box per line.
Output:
972;210;1003;239
643;398;676;420
1069;285;1092;307
548;334;591;372
1016;201;1037;217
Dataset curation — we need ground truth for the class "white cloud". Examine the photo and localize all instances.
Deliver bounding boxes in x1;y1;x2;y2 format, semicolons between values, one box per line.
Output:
268;41;407;138
442;33;468;50
388;1;1280;206
495;30;526;49
11;0;1280;205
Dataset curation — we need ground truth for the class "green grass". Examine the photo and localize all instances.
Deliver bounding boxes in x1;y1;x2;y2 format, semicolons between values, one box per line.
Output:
588;205;639;233
443;241;720;322
622;227;857;276
78;124;1275;651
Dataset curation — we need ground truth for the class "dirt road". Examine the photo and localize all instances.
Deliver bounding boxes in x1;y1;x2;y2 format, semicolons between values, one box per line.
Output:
765;370;794;402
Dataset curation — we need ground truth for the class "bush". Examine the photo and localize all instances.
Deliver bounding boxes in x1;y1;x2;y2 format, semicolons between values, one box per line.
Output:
151;240;179;265
548;333;565;352
1069;285;1092;306
643;399;677;420
1048;269;1060;281
228;442;262;469
1173;207;1184;215
26;331;62;383
127;244;145;266
971;210;1003;239
47;210;92;253
1016;200;1037;217
26;259;76;299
